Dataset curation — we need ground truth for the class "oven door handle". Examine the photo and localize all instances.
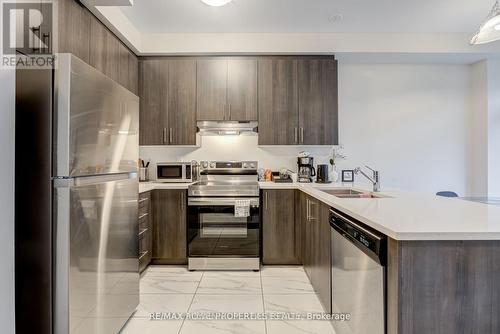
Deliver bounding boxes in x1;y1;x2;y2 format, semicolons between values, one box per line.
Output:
188;197;260;207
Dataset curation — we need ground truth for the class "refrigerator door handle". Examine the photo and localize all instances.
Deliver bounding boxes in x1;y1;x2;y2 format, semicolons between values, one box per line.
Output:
54;172;137;188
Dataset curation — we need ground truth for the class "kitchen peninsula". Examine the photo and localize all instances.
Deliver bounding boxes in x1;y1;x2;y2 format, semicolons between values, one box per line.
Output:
140;181;500;334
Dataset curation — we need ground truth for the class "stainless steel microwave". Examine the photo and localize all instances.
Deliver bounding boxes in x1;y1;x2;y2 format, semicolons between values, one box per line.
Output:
156;162;196;183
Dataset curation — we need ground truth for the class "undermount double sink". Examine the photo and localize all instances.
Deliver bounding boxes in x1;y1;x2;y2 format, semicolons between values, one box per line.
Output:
320;188;387;199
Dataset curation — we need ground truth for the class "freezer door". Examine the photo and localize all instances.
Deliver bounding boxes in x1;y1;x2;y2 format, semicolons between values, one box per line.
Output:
54;54;139;177
54;174;139;334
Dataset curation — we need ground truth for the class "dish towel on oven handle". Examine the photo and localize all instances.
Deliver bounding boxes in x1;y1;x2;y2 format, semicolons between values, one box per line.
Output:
234;199;251;218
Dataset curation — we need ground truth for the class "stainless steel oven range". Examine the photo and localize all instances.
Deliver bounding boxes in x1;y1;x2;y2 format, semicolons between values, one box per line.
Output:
187;161;260;270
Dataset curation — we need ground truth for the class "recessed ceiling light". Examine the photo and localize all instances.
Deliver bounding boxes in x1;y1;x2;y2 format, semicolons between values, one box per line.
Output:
201;0;233;6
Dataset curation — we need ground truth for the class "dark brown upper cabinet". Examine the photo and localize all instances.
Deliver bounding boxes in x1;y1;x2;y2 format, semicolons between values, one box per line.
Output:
89;15;120;83
258;58;299;145
197;59;227;121
166;59;197;145
139;58;197;146
258;56;338;145
298;59;339;145
197;58;258;121
227;59;258;121
139;59;166;145
127;50;139;95
58;0;91;63
57;0;139;95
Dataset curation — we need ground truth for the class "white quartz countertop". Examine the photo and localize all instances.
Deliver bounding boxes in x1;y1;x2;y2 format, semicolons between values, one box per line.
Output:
140;181;500;241
139;182;192;193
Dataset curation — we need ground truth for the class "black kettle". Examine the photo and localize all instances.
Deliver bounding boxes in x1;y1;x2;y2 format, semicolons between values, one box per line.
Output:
316;164;331;183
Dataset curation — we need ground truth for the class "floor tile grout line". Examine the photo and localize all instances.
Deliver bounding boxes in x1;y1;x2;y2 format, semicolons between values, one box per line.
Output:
260;268;269;334
177;270;204;334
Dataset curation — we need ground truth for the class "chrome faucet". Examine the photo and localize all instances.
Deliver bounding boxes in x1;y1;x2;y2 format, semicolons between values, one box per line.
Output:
354;166;380;192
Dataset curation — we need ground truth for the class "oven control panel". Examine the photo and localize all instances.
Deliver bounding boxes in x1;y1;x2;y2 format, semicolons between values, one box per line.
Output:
200;161;258;170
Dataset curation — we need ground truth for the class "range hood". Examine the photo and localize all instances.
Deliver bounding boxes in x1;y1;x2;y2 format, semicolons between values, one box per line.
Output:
197;121;258;136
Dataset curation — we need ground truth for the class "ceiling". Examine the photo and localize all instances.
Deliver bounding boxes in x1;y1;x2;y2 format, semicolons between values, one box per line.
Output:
119;0;494;34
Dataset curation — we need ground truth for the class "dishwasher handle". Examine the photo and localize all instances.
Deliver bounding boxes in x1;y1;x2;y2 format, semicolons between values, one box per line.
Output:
330;209;387;266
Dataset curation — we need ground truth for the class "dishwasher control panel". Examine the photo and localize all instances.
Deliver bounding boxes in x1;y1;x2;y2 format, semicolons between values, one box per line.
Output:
329;208;387;265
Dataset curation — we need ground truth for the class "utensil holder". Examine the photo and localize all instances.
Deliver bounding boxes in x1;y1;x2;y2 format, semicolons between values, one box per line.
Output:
139;167;149;182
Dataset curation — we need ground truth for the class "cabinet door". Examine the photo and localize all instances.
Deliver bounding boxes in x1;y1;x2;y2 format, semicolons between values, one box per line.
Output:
258;58;299;145
139;59;168;145
167;59;197;145
152;190;187;263
89;16;120;82
127;50;139;95
262;190;298;264
298;59;338;145
227;58;258;121
58;0;90;62
118;42;129;89
301;192;313;278
197;59;228;120
314;201;332;313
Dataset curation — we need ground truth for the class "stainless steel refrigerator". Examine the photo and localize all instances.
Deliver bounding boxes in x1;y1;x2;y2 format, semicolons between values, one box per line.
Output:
15;54;139;334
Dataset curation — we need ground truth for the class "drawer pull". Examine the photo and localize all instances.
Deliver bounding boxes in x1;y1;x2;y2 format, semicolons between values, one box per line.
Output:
139;250;149;261
138;213;149;220
139;228;148;237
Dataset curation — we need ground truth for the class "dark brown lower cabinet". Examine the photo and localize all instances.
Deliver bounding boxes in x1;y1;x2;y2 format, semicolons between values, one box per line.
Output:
301;194;331;313
387;239;500;334
151;189;187;264
262;190;300;264
138;191;152;273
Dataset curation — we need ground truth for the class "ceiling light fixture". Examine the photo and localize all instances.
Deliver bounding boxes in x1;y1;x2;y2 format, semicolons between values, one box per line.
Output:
201;0;233;7
471;1;500;45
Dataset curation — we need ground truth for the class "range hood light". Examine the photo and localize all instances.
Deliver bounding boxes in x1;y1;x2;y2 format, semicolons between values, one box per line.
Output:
471;1;500;45
219;130;239;136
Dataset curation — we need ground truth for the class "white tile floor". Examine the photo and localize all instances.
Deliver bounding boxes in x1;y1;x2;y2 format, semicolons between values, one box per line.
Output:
120;265;336;334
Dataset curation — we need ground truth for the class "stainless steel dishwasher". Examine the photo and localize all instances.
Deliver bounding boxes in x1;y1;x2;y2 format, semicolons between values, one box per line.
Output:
330;209;387;334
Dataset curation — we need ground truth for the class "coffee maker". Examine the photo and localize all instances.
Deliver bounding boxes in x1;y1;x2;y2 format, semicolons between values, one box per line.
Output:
297;156;316;183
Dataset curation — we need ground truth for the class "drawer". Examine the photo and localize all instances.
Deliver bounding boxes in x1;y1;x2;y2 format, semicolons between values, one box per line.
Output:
139;212;149;229
139;192;151;215
139;227;149;252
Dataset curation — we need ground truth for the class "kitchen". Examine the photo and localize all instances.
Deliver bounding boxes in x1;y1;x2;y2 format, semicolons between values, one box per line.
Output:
5;0;500;334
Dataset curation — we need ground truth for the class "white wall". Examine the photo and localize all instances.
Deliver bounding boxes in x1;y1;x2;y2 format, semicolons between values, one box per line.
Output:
141;63;474;195
487;60;500;197
141;136;333;180
336;63;472;195
469;61;489;196
0;67;16;333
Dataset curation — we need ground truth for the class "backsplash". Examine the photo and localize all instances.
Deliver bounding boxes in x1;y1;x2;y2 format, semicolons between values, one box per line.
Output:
140;135;334;180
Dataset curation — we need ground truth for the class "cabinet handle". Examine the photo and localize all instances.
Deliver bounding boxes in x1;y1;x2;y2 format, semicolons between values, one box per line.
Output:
229;104;232;120
309;200;316;222
169;128;173;144
163;128;167;144
294;127;298;144
300;128;304;144
179;192;183;213
306;198;310;221
265;192;268;210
